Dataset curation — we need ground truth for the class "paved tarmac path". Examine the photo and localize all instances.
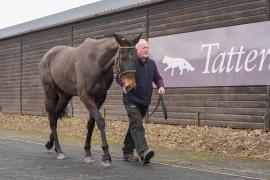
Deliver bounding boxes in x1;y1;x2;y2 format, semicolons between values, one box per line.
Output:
0;137;261;180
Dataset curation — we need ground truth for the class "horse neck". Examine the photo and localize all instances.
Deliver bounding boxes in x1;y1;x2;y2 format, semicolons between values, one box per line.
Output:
98;38;119;71
79;38;118;72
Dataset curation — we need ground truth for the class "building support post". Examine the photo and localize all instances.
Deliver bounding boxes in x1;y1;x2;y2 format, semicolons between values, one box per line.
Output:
265;86;270;132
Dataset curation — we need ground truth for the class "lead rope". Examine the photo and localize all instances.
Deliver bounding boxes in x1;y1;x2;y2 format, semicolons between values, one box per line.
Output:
148;94;167;120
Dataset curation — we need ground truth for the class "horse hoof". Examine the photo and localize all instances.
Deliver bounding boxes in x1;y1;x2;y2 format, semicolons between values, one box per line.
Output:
84;156;95;163
101;160;112;167
45;142;53;150
57;153;66;160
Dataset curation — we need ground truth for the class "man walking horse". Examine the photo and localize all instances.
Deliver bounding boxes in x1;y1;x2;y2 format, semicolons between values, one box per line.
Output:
39;33;141;166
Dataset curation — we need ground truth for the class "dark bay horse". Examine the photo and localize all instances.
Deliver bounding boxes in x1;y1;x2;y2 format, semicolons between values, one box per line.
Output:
39;33;141;166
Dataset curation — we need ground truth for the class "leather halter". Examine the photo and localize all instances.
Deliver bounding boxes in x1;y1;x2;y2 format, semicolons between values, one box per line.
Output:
115;46;137;76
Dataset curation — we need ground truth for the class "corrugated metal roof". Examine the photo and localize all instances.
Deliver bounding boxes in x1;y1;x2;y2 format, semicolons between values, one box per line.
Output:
0;0;163;40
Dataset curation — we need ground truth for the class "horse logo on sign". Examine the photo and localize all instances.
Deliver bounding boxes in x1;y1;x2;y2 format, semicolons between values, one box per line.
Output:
162;55;195;76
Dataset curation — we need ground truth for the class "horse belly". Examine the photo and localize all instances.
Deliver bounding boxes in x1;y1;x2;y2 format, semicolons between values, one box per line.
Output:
50;59;78;95
93;81;110;95
49;69;77;95
86;75;113;96
57;80;78;95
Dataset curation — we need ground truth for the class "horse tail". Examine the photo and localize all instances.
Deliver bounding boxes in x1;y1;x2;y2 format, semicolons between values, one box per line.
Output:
40;46;72;119
40;50;53;84
40;50;59;115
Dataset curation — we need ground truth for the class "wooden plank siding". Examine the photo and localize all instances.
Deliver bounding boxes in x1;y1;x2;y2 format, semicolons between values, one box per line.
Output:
148;0;268;37
21;26;72;116
145;0;269;129
0;38;21;114
0;0;269;129
148;87;266;129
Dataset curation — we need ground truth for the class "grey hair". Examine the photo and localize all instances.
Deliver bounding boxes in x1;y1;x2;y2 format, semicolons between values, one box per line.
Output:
136;39;148;49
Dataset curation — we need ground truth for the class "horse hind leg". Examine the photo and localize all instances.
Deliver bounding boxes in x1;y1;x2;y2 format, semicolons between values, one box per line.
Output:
53;92;72;160
55;92;72;119
48;112;66;160
45;131;54;150
44;86;70;160
44;87;58;151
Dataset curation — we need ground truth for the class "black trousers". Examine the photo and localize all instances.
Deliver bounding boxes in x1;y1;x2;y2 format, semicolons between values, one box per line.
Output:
122;103;148;156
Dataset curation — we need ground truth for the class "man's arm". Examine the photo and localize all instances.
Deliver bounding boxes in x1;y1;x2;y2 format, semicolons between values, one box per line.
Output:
153;61;165;94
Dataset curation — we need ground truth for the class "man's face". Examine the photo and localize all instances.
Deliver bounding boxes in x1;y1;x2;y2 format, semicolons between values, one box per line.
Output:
137;43;149;59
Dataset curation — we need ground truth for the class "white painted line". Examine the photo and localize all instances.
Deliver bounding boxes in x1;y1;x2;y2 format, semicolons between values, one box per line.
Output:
0;136;264;180
154;162;263;180
0;136;44;145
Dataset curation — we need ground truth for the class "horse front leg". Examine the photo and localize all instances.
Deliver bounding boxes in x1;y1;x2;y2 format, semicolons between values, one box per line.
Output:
80;92;111;166
84;115;95;163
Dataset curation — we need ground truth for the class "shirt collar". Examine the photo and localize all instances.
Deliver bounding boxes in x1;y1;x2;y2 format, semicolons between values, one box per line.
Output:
139;58;148;64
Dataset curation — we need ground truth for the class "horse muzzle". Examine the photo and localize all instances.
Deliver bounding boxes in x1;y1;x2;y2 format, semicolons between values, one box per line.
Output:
122;74;136;93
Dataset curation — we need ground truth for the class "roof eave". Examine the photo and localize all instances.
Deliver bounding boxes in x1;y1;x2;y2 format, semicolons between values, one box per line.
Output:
0;0;164;41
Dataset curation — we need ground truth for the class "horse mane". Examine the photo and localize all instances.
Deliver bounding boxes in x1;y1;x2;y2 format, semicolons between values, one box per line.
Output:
90;33;124;40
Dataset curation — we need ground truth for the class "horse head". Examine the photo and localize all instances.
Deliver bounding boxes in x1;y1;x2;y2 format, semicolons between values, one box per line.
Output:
114;33;142;92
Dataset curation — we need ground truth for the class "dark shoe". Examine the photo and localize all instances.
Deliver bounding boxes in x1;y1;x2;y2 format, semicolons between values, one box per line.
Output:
123;152;139;161
141;149;154;165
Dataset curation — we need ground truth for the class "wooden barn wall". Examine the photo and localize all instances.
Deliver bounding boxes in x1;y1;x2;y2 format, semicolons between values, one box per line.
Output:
148;0;268;37
147;0;269;129
0;0;269;129
21;26;72;116
0;38;21;114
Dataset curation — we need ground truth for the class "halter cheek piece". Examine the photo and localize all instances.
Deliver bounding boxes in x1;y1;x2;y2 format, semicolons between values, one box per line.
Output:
115;46;137;76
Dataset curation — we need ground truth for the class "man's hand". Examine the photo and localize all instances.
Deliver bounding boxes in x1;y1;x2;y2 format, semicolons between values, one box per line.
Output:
158;87;165;95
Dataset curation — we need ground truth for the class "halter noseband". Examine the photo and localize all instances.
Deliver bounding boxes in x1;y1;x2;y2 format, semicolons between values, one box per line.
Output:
115;46;137;75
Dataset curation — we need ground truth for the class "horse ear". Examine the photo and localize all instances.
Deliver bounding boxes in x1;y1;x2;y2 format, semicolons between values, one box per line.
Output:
133;33;142;44
113;34;125;46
